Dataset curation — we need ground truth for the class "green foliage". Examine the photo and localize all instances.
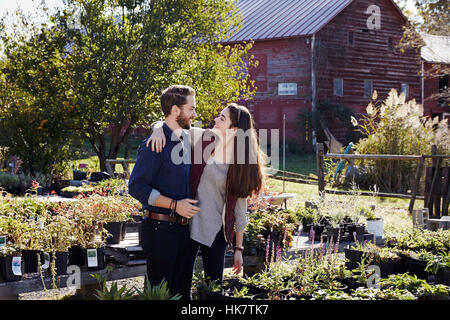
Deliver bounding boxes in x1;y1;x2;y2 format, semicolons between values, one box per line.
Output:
384;229;450;254
352;89;450;193
92;273;135;300
0;0;256;172
380;272;450;299
134;277;182;300
424;252;450;274
297;100;362;149
0;7;83;176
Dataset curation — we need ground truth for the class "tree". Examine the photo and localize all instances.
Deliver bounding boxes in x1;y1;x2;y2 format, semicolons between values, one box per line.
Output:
54;0;256;171
394;0;449;103
0;8;83;177
1;0;256;173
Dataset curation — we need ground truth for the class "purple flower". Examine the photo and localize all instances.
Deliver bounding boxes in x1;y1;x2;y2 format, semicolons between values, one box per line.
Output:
265;234;271;264
276;245;282;261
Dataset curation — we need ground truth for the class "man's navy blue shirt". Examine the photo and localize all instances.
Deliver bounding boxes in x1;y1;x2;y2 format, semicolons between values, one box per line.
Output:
128;123;190;214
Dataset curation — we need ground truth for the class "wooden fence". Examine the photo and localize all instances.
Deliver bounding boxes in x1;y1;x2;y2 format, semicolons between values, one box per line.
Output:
316;143;450;217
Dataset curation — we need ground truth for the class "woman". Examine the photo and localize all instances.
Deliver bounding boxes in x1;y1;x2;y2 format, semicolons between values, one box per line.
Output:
148;103;265;295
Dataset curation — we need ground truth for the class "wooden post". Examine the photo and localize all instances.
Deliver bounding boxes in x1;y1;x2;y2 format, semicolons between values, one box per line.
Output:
427;145;441;217
316;143;325;196
443;180;450;216
409;156;425;213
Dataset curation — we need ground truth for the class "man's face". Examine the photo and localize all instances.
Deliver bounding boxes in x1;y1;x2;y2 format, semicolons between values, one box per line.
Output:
176;95;197;130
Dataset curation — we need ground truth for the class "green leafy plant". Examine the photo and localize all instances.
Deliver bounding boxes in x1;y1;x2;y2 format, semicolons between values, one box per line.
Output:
230;286;252;299
424;252;450;274
92;273;135;300
352;89;450;193
134;277;182;300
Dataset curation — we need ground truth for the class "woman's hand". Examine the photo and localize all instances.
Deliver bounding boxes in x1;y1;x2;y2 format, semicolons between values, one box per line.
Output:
146;125;166;153
232;250;243;275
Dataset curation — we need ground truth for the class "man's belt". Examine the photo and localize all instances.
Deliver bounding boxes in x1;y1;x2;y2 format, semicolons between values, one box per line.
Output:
144;210;189;226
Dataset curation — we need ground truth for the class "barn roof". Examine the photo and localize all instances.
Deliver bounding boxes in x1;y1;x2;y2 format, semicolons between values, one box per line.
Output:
224;0;352;42
421;34;450;64
224;0;408;43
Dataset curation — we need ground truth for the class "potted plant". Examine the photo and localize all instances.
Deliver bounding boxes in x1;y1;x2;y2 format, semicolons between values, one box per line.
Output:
42;212;75;276
0;242;23;282
361;206;383;239
375;247;400;278
345;241;369;271
407;250;433;280
424;252;450;286
324;211;345;243
296;206;319;232
60;185;95;198
66;197;108;271
100;195;137;244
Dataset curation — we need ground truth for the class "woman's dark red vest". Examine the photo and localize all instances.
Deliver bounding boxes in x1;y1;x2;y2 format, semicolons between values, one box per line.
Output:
189;130;238;246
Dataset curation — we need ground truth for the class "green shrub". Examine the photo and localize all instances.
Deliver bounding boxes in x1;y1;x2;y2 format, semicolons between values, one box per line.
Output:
346;89;450;193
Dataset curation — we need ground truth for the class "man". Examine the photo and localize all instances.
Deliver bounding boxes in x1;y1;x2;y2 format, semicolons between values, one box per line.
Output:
128;85;200;299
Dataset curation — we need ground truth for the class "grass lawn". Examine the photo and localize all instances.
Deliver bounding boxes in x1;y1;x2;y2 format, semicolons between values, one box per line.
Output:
70;146;413;233
268;178;413;235
281;153;317;176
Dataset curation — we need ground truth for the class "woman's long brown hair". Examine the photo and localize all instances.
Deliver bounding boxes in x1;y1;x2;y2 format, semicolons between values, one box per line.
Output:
225;103;266;198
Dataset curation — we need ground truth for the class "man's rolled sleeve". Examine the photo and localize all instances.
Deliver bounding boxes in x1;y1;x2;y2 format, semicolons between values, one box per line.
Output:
148;189;161;206
128;140;162;206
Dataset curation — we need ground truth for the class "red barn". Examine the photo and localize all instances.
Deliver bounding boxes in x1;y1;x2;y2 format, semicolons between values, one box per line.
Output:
421;34;450;121
222;0;422;147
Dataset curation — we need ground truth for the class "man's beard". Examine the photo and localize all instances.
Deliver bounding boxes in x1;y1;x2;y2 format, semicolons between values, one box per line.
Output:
176;111;191;130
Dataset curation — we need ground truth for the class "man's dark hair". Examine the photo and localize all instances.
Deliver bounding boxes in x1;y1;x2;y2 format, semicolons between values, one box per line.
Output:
160;85;196;117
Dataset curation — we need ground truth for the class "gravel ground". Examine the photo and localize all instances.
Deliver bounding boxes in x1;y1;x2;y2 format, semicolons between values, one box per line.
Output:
19;276;146;300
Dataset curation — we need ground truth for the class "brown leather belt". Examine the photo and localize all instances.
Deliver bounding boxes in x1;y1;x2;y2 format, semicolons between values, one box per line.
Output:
144;210;189;226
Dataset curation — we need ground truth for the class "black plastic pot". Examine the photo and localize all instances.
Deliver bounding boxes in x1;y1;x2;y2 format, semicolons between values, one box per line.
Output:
407;257;429;280
68;246;86;268
105;222;123;244
379;259;399;278
435;267;450;286
307;224;325;241
325;226;344;243
68;246;105;271
86;247;105;271
251;292;269;300
197;288;224;300
396;253;409;274
345;248;363;271
347;224;366;236
22;250;41;274
52;251;69;275
0;256;23;282
347;276;367;290
120;222;127;241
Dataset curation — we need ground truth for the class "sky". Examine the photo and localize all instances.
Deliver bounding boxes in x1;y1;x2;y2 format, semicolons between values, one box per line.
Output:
0;0;419;18
0;0;64;16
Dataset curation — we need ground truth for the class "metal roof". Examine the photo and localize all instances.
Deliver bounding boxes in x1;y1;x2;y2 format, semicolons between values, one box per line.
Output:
224;0;353;42
421;34;450;64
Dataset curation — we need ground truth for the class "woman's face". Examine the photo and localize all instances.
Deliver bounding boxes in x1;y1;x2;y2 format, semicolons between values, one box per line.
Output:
213;107;236;137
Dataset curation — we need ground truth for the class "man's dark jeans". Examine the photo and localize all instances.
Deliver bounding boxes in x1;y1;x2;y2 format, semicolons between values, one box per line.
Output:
141;217;191;299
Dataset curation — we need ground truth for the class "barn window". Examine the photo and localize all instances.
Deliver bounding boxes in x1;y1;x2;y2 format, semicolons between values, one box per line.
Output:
401;83;409;99
388;37;394;51
348;31;354;46
334;78;343;96
364;80;373;97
